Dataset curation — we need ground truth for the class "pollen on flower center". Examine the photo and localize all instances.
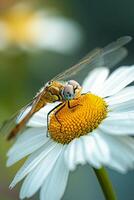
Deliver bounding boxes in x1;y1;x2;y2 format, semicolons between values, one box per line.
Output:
48;93;108;144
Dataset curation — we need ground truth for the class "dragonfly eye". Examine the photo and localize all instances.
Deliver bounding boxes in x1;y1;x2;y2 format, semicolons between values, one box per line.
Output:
61;85;74;100
67;80;80;89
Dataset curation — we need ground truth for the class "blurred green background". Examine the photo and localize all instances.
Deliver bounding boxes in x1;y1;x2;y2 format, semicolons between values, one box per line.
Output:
0;0;134;200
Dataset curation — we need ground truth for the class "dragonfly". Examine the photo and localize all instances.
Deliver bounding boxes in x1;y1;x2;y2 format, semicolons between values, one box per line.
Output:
0;36;132;140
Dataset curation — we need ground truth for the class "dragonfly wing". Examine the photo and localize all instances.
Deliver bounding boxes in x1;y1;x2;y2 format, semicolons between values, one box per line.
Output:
53;48;102;81
102;47;127;68
0;102;32;138
4;88;48;140
0;85;48;140
103;36;131;54
101;36;131;68
53;36;132;81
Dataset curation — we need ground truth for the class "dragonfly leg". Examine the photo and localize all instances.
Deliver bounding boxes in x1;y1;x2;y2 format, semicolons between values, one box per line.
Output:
54;103;66;133
81;91;91;95
46;102;64;137
46;100;82;137
67;100;83;109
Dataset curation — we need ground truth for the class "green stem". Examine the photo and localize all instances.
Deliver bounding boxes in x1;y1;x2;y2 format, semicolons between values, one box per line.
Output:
93;167;117;200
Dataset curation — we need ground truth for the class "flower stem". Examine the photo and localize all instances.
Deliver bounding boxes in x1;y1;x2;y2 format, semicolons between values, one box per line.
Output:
93;167;117;200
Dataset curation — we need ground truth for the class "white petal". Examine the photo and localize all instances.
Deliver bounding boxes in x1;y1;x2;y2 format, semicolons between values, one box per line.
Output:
106;86;134;105
74;138;86;165
40;148;69;200
64;139;77;171
82;131;110;168
99;112;134;135
121;136;134;151
27;102;60;127
7;127;46;148
98;66;134;97
105;86;134;112
109;99;134;113
20;143;63;199
100;133;134;173
17;106;32;124
9;140;56;188
64;137;87;171
83;135;101;168
92;131;110;163
81;134;102;168
7;127;48;166
82;67;109;94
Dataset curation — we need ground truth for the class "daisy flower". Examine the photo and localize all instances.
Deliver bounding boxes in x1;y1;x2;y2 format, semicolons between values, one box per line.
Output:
0;3;83;54
7;65;134;200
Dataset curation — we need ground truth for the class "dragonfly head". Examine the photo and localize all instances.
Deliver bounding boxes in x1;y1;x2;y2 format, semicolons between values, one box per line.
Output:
61;80;82;100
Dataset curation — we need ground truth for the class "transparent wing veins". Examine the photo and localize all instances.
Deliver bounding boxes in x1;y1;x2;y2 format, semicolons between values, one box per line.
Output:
53;36;132;81
0;102;33;137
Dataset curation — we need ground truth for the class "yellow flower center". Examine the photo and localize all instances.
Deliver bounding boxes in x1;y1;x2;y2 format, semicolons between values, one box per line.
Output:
49;93;108;144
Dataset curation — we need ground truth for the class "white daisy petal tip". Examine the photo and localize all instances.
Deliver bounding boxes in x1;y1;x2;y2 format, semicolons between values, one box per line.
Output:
99;65;134;97
82;67;110;95
9;183;15;190
6;159;13;167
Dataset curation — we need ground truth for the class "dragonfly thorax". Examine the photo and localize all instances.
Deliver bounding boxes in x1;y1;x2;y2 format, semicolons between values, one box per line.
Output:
43;81;64;103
